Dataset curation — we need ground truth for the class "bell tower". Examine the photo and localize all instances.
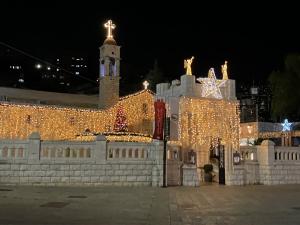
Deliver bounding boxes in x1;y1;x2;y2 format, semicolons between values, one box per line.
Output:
99;19;121;109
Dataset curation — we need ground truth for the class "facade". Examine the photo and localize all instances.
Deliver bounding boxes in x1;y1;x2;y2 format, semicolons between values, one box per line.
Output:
156;73;239;168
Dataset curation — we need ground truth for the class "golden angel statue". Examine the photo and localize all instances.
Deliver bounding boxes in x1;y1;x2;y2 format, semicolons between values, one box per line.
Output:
221;60;228;80
184;56;194;75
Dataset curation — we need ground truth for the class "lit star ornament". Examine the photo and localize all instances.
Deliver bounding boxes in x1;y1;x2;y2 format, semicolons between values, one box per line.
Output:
281;119;292;131
197;68;227;99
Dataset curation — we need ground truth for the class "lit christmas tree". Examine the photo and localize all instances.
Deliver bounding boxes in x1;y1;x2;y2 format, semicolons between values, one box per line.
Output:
114;105;128;132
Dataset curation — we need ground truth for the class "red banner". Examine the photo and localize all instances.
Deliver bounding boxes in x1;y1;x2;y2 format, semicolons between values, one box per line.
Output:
153;99;166;140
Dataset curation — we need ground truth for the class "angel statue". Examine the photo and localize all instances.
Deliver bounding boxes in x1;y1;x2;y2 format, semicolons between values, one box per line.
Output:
184;56;194;75
221;60;228;80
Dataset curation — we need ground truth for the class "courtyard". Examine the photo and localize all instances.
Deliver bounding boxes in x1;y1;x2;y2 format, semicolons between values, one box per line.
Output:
0;184;300;225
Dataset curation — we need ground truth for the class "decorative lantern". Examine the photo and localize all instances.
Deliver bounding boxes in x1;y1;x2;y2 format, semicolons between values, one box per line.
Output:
233;151;241;165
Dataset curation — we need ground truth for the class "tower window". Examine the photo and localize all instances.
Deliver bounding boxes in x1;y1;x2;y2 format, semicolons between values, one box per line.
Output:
112;52;114;55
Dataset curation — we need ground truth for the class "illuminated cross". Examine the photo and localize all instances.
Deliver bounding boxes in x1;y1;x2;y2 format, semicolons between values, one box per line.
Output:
281;119;292;132
143;80;149;90
104;20;116;39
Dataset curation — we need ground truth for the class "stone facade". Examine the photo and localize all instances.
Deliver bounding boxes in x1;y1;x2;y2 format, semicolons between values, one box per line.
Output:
0;133;164;186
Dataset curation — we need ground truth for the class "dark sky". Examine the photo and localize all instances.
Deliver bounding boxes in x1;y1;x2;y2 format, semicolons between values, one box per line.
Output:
1;1;299;93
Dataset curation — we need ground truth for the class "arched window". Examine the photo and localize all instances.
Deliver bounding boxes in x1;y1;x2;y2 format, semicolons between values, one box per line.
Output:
115;149;120;158
65;147;70;157
79;148;85;158
275;152;277;160
18;147;24;158
2;146;8;157
128;149;132;158
141;149;145;158
279;152;282;160
134;149;139;158
122;149;126;158
86;148;91;158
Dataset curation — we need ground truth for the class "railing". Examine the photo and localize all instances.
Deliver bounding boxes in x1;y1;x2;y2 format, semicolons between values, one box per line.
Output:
0;140;28;159
274;146;300;162
107;142;151;160
239;146;257;161
40;141;95;160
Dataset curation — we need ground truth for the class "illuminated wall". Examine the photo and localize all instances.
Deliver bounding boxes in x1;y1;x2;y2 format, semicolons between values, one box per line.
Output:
178;97;240;150
0;90;154;140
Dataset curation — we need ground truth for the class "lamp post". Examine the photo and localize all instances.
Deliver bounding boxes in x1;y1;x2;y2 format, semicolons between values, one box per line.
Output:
163;113;170;188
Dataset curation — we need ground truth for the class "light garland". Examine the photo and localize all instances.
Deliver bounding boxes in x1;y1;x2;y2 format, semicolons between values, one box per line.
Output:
178;97;240;150
0;90;154;140
75;132;152;143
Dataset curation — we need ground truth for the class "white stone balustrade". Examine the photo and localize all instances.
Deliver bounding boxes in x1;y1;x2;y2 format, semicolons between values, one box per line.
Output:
107;142;151;160
0;140;28;159
41;141;94;160
239;146;257;161
274;146;300;162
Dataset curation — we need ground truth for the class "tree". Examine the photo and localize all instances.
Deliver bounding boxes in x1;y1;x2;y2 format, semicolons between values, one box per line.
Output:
145;60;166;92
114;105;128;132
268;54;300;121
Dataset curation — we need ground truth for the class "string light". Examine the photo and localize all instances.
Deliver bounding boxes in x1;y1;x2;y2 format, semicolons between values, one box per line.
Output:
0;90;154;140
75;132;152;143
178;97;240;150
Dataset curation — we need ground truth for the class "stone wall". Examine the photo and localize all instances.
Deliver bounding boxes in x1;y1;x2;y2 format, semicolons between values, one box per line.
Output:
226;141;300;185
0;133;164;186
182;164;200;186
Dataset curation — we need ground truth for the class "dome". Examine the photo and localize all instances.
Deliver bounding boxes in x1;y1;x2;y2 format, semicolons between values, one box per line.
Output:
103;38;117;45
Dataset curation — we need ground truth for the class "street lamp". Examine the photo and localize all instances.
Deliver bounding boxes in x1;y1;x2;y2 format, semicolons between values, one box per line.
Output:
35;64;42;69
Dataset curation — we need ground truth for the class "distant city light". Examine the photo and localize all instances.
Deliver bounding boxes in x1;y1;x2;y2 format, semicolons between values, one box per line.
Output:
75;72;80;75
35;64;42;69
47;66;51;70
18;78;24;83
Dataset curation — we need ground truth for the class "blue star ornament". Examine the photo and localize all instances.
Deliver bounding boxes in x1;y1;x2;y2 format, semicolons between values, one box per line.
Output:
281;119;292;131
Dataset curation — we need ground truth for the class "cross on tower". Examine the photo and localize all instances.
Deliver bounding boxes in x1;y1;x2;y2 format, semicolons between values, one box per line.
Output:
104;20;116;39
143;80;149;90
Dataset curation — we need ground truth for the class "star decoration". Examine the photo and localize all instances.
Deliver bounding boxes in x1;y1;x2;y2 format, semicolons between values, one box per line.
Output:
281;119;292;132
197;68;226;99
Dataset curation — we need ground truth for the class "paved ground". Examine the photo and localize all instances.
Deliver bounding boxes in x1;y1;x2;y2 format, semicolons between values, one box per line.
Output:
0;184;300;225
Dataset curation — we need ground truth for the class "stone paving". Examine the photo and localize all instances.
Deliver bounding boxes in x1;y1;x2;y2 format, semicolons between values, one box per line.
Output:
0;184;300;225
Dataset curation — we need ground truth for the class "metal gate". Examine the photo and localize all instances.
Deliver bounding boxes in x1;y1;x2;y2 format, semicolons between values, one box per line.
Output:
167;159;182;186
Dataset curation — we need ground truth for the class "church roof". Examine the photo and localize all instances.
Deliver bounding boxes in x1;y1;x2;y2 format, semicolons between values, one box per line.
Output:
103;37;117;45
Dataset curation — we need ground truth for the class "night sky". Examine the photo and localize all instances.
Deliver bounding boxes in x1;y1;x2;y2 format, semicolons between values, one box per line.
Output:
1;1;299;94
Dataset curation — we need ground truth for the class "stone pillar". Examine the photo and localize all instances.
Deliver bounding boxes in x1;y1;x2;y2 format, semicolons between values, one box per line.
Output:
28;132;41;161
94;135;107;162
180;75;196;97
257;140;275;166
151;140;164;187
182;164;200;186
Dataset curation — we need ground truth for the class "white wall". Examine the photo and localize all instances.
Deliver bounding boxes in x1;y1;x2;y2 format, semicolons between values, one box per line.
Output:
0;133;164;186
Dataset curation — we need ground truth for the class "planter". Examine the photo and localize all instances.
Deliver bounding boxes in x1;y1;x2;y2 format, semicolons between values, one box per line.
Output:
204;173;212;182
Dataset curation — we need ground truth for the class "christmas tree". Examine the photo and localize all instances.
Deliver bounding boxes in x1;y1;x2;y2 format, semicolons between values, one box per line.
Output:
114;105;128;132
